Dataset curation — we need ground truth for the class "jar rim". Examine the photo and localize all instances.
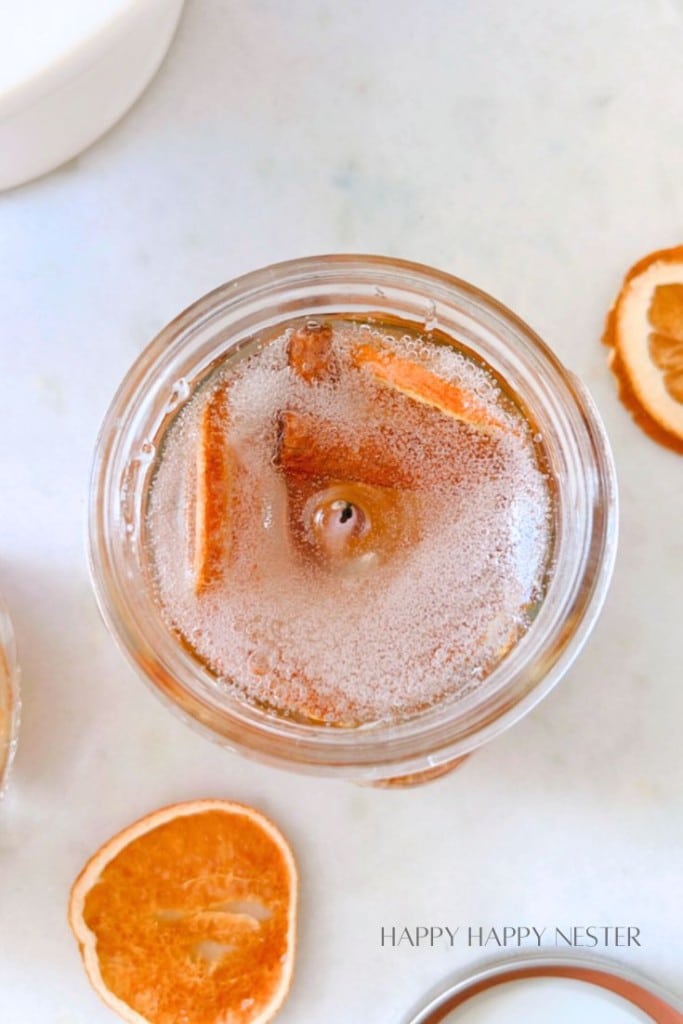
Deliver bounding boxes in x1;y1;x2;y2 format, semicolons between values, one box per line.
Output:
402;951;682;1022
89;254;618;780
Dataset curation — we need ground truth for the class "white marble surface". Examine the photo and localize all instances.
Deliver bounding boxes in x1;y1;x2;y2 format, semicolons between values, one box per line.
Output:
1;1;682;1020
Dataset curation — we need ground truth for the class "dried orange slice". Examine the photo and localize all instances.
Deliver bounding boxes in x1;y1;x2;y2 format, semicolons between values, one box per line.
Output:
194;385;236;593
350;341;506;432
276;406;500;491
603;245;683;453
287;321;337;383
69;800;297;1024
277;409;420;489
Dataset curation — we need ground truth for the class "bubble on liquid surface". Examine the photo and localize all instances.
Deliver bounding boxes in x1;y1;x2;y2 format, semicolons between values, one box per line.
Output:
247;645;277;677
166;378;191;411
138;440;156;463
424;299;438;332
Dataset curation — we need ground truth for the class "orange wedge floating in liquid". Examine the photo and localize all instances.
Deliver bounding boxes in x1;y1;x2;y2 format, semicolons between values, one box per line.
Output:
603;245;683;453
287;320;337;383
350;340;507;433
194;384;235;594
276;409;421;489
69;800;297;1024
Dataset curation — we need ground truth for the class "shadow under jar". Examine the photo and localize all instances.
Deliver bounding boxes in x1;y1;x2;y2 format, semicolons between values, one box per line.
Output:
89;255;617;786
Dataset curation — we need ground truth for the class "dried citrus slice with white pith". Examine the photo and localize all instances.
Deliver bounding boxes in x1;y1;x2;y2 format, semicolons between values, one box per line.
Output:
69;800;297;1024
603;245;683;453
350;341;507;432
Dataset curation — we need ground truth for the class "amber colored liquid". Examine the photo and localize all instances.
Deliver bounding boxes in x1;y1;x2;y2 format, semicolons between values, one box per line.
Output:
146;316;553;727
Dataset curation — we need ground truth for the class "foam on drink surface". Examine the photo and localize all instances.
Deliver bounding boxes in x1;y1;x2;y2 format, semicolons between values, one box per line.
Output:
146;319;552;725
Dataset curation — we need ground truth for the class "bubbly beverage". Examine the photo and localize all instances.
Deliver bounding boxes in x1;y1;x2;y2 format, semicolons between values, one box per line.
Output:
146;316;552;726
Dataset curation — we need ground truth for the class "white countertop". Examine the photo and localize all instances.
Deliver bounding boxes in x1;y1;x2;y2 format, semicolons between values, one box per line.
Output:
1;1;682;1020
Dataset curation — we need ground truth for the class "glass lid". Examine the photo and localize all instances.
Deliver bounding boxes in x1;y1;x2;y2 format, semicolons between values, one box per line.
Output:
405;955;683;1024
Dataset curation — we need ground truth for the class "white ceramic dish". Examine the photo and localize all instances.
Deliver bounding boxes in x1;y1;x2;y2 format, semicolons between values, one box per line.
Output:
0;0;185;191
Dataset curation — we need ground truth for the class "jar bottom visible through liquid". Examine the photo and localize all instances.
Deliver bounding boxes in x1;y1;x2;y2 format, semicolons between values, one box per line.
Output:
145;315;554;731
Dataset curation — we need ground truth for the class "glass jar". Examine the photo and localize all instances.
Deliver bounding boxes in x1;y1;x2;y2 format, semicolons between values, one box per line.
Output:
89;255;617;784
0;593;20;797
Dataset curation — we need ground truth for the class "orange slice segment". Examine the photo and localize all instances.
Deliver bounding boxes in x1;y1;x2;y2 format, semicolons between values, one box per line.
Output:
276;406;499;491
603;245;683;453
287;321;337;383
350;341;506;432
69;800;297;1024
194;385;235;594
276;409;419;489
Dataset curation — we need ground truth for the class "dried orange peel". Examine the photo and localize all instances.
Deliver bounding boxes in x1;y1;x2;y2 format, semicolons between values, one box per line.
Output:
603;245;683;453
194;385;235;593
69;800;297;1024
277;409;419;489
287;321;337;383
350;341;506;432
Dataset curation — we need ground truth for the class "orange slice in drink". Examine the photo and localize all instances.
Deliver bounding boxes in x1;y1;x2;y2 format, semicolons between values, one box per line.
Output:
350;341;506;432
287;321;337;383
194;385;235;593
603;245;683;453
69;800;297;1024
277;409;420;489
276;402;501;490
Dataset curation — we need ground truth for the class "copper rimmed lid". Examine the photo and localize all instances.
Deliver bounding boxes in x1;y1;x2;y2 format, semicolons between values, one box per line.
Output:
404;955;683;1024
